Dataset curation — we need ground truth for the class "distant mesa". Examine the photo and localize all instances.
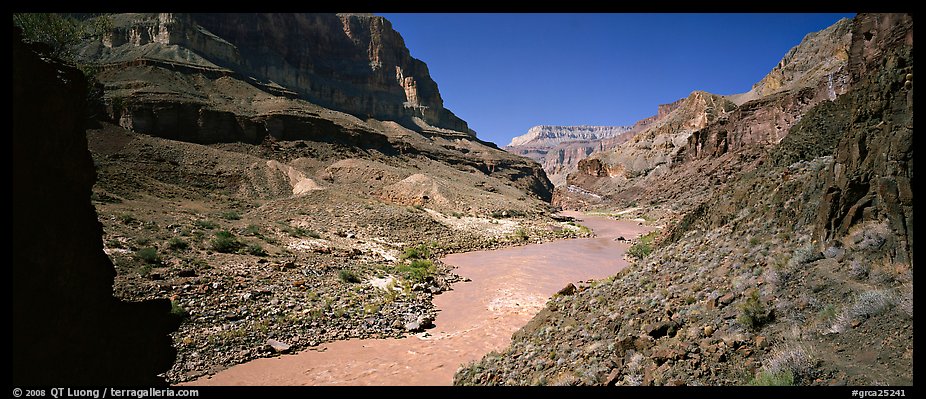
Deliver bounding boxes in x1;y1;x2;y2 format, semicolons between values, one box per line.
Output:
505;125;634;187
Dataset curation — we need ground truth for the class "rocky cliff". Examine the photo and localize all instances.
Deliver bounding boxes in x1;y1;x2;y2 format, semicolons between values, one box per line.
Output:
506;125;634;186
13;27;179;385
456;13;912;386
78;13;470;134
508;125;633;147
557;16;854;211
729;18;852;104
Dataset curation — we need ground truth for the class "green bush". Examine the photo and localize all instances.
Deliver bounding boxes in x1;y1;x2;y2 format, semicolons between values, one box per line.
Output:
135;247;160;264
397;259;435;283
338;269;361;284
221;211;241;220
243;224;261;236
513;229;529;241
195;219;219;230
211;230;242;253
738;289;772;330
749;370;794;386
282;224;320;238
627;231;657;259
13;13;112;59
167;237;188;250
246;243;267;256
170;300;189;319
118;213;138;225
400;244;431;261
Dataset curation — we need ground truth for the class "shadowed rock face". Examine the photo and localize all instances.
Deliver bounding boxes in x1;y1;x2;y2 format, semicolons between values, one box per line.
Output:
813;13;913;266
13;28;179;385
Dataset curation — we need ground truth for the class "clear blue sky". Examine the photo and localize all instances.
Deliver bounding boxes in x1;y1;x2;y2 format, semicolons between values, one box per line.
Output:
380;13;854;146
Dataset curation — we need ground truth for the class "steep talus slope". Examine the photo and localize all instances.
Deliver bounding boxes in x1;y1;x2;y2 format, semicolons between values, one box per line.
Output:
506;125;634;186
60;13;566;382
557;17;853;212
13;28;179;385
456;13;912;386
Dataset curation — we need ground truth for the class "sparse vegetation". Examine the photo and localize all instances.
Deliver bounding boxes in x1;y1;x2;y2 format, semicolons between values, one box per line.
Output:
749;369;794;386
119;213;138;224
282;224;320;238
211;230;243;253
167;237;189;250
246;243;267;256
513;228;529;241
135;247;161;264
397;259;435;283
170;300;189;319
338;269;361;284
195;219;219;230
243;224;261;236
737;289;772;330
221;210;241;220
627;231;658;259
399;244;431;261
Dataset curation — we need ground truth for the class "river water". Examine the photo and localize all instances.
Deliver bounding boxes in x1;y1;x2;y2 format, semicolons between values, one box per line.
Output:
187;212;652;386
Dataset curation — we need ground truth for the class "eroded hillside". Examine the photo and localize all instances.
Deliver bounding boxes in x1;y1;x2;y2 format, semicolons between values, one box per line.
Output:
456;13;912;386
62;12;579;382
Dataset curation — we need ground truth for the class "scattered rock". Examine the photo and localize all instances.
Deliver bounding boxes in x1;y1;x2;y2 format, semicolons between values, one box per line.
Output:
177;269;197;277
754;335;768;349
647;321;680;339
557;283;577;296
604;368;620;386
717;293;735;307
266;339;291;353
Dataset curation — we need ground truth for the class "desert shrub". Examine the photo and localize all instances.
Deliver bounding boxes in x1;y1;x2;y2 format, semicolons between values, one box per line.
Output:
170;300;189;319
828;289;896;333
338;269;361;284
221;210;241;220
246;243;267;256
194;219;219;230
243;224;261;236
738;289;772;330
513;229;529;241
167;237;188;250
787;243;823;268
211;230;242;253
135;247;160;264
759;343;815;384
397;259;435;283
400;244;431;261
628;231;657;259
119;213;138;225
13;13;111;58
750;370;794;386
